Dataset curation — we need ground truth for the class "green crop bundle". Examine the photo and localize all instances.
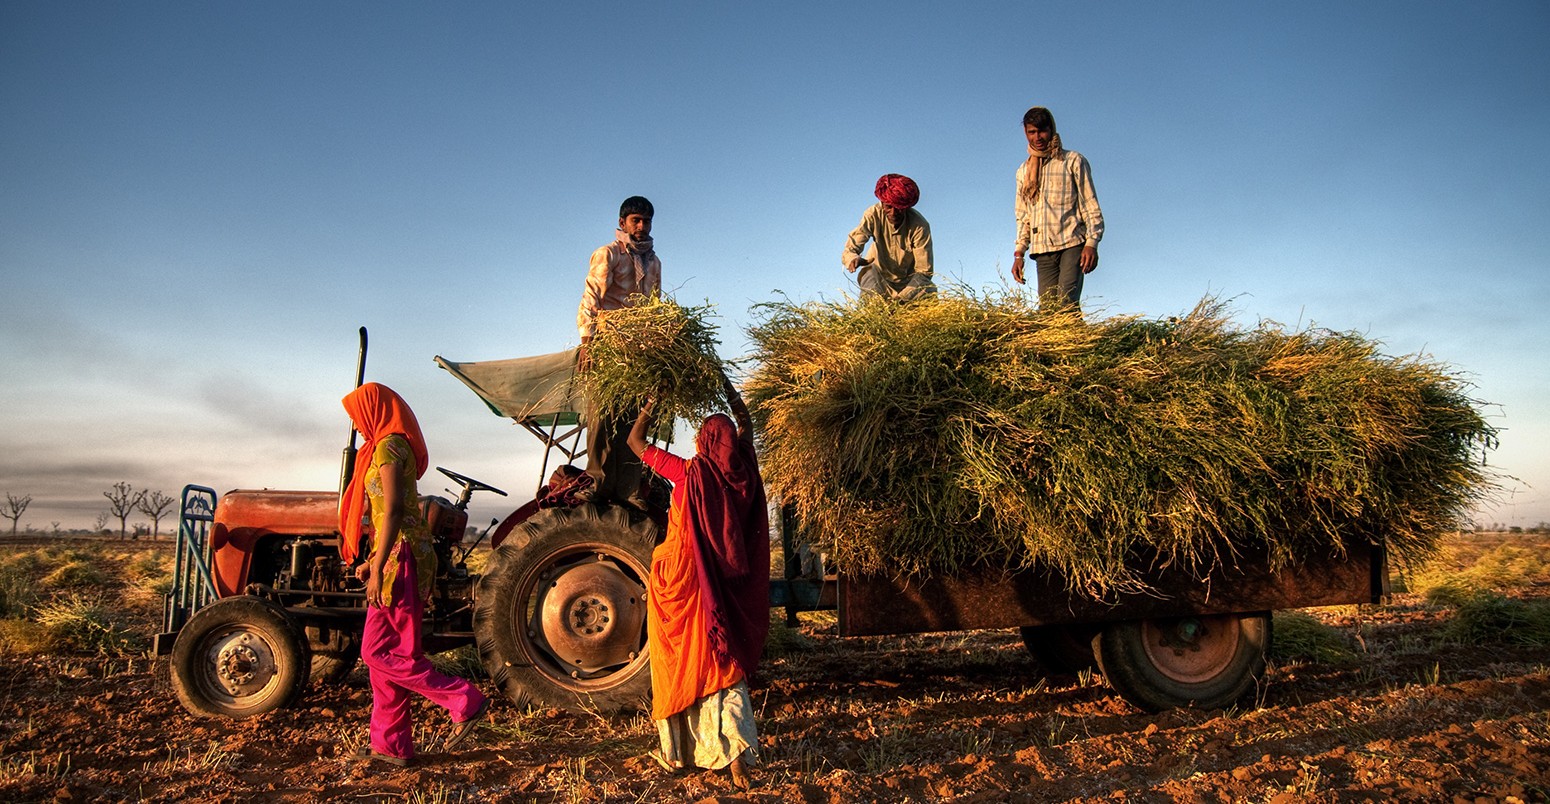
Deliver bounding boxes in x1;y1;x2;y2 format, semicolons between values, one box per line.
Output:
745;291;1497;595
581;293;731;425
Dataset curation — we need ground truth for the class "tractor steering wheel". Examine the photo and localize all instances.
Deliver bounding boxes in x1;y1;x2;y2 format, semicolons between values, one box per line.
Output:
436;466;507;507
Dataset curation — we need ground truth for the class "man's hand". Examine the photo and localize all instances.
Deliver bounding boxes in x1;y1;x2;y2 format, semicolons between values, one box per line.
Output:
577;338;592;373
846;256;868;274
1011;254;1026;284
1080;246;1099;274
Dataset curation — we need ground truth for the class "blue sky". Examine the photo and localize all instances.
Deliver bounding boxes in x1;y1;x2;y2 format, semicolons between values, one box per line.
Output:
2;1;1547;531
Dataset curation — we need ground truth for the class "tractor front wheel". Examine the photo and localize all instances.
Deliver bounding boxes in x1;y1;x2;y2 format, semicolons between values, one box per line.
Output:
170;596;311;718
1096;612;1269;712
473;504;656;713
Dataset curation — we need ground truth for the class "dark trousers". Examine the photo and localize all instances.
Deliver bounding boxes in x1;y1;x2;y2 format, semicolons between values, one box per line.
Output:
1034;245;1084;308
584;406;645;505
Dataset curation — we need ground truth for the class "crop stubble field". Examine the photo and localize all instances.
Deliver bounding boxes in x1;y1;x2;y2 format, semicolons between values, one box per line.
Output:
1;531;1548;803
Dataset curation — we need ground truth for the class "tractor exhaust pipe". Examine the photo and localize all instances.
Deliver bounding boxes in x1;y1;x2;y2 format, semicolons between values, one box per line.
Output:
338;326;368;507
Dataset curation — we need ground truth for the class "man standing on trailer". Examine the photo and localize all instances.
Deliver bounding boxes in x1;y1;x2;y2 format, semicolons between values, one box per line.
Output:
576;195;661;509
1011;106;1105;308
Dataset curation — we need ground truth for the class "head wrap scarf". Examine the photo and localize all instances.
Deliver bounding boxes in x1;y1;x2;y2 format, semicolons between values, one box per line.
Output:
1019;109;1064;205
681;413;770;677
338;383;430;565
874;173;920;210
613;229;656;289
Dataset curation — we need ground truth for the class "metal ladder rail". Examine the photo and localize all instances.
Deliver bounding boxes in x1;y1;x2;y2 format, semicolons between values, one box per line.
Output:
163;485;219;635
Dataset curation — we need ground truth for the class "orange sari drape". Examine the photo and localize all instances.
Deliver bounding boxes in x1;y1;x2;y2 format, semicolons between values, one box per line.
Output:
642;448;743;720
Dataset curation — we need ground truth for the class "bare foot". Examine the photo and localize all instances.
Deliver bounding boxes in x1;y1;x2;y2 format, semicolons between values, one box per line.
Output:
729;757;751;791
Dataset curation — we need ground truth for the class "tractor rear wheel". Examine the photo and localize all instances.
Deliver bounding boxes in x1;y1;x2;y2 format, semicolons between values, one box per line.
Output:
1096;612;1269;712
473;504;656;713
170;596;311;718
306;624;360;685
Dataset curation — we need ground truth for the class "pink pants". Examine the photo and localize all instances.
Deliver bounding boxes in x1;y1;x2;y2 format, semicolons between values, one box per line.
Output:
363;546;486;759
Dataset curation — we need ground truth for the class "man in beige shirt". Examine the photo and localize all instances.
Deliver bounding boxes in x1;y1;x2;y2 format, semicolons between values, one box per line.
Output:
842;174;935;301
1011;107;1104;308
576;195;660;507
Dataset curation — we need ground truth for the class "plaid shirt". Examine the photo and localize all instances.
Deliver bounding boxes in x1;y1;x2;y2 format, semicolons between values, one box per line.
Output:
1014;149;1104;255
576;240;662;339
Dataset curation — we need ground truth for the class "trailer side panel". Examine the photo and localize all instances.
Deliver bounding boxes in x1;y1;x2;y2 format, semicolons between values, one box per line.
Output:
838;540;1386;637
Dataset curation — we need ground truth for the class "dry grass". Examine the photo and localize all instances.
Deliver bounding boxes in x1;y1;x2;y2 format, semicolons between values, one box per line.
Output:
1406;533;1550;598
745;291;1497;595
0;541;158;656
1271;610;1362;666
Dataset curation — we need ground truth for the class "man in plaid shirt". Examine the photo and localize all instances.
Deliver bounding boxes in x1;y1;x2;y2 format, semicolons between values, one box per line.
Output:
1011;107;1105;307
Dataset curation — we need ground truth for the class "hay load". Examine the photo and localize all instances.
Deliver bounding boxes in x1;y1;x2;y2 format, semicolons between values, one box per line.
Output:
744;291;1497;595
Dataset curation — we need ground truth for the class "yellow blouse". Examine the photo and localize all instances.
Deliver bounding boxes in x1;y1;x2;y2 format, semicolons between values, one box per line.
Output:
365;434;436;606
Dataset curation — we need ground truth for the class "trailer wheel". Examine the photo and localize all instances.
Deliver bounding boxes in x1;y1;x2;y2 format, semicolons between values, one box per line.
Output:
474;504;655;713
1096;612;1269;712
170;596;311;719
306;624;360;685
1019;624;1099;675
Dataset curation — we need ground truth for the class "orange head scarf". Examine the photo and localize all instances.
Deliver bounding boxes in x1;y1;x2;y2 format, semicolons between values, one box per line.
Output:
338;382;430;564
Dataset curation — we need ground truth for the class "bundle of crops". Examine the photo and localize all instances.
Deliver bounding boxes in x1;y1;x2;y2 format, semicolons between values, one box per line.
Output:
744;290;1497;595
582;293;731;424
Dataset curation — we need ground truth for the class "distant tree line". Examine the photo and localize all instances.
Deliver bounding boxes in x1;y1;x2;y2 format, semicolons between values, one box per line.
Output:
2;483;177;539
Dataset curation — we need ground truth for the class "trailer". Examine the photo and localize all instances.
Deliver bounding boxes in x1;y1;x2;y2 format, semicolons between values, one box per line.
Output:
156;346;1387;719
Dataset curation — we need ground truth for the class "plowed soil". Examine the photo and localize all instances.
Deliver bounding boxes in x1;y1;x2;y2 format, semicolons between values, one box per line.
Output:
2;535;1547;803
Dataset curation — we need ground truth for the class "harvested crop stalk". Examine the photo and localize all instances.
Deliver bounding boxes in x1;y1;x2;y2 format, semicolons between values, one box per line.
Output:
581;292;732;425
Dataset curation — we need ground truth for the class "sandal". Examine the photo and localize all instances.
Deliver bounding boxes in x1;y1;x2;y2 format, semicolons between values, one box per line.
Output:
443;697;490;751
729;757;752;791
353;745;409;768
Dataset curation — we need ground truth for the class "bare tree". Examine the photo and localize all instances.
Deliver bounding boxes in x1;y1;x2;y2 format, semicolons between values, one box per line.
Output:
2;493;30;535
137;490;175;539
92;512;110;534
103;482;145;540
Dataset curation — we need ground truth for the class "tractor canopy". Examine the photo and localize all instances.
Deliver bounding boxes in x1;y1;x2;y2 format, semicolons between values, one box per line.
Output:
435;348;588;427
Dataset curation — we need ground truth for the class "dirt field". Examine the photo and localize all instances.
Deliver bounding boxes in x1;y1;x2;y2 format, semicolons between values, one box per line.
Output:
2;533;1548;803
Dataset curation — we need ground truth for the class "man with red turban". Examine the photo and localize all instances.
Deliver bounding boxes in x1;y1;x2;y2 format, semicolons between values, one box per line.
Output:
842;173;936;301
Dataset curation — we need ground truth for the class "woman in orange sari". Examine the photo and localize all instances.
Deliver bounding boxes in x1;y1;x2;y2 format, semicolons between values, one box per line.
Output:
340;383;487;767
627;379;769;790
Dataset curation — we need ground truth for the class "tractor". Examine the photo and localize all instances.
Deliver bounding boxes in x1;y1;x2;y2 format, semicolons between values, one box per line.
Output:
156;337;683;718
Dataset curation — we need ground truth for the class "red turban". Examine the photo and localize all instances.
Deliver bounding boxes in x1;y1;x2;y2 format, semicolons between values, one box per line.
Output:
874;173;920;210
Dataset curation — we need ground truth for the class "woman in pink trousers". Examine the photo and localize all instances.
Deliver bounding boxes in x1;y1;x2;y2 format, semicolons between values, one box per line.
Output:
339;382;488;767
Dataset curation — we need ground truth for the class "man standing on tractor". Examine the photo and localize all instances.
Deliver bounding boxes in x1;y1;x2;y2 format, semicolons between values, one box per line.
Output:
576;195;661;509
